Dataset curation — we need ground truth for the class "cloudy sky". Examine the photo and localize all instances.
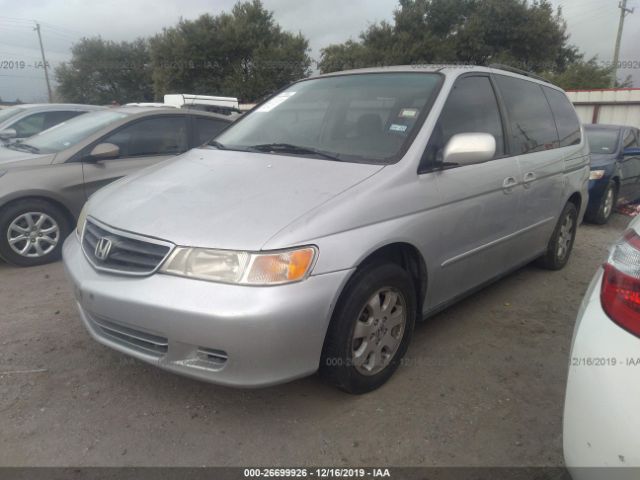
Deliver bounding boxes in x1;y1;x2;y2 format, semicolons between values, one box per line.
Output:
0;0;638;102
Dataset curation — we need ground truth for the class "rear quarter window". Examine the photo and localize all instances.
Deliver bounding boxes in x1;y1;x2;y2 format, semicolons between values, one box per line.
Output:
542;87;581;147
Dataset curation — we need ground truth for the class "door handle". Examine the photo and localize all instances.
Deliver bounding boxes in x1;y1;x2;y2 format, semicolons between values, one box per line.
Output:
502;176;517;193
523;172;536;188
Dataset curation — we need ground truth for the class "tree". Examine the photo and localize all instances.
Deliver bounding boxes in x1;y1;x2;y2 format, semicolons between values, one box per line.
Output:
544;57;613;90
317;0;614;90
55;38;153;104
150;0;311;102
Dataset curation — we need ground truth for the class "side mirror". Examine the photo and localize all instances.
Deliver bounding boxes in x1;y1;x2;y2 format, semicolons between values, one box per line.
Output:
623;147;640;157
89;143;120;161
443;133;496;166
0;128;17;141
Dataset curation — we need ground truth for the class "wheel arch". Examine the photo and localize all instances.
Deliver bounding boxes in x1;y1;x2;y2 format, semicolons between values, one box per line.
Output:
567;191;582;210
0;194;76;230
340;241;428;318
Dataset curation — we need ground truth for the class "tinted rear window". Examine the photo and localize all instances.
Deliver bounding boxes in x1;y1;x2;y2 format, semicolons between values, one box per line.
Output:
542;87;581;147
494;75;559;154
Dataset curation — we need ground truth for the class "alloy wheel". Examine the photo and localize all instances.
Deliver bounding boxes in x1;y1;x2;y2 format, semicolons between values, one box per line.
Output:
556;213;574;261
603;187;614;219
351;287;406;376
7;212;60;258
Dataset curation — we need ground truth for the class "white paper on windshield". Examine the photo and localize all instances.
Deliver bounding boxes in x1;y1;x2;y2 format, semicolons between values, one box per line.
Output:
256;92;296;112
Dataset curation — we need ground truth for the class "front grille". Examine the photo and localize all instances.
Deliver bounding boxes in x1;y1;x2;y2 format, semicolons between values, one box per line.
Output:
89;313;168;357
82;219;172;275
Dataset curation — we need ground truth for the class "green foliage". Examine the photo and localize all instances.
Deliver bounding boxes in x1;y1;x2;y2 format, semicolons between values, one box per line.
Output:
318;0;617;90
149;0;311;102
544;57;614;90
55;38;153;104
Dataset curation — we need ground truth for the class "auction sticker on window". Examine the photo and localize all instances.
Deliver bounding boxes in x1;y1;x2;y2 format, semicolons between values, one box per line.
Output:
399;108;419;118
256;92;296;112
389;123;408;132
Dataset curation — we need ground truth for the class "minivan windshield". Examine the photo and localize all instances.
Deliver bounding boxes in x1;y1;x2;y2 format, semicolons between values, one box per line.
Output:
586;128;619;155
215;72;442;163
11;110;129;154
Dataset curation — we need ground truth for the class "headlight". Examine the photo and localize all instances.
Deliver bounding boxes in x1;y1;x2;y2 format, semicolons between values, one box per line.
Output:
0;169;7;178
160;246;317;285
590;170;605;180
76;204;88;238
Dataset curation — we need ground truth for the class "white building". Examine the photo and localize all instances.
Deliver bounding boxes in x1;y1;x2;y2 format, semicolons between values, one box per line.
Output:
566;88;640;128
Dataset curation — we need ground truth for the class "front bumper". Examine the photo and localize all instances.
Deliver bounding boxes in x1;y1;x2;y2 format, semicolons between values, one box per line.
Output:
564;268;640;476
62;234;352;387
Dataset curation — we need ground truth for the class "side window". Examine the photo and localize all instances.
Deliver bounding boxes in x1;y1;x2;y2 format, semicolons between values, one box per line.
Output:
102;116;189;158
11;113;46;138
494;75;559;154
542;87;581;147
623;129;638;149
422;75;504;168
42;110;84;129
194;117;229;145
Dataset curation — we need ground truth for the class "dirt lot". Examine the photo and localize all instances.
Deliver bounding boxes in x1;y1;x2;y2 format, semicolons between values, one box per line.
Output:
0;214;630;467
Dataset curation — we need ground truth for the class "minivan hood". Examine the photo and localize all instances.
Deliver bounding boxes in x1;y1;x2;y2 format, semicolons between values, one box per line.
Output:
0;146;53;167
88;148;384;250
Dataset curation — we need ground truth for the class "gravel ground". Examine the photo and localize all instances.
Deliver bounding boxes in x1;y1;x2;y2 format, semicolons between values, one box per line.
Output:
0;214;630;467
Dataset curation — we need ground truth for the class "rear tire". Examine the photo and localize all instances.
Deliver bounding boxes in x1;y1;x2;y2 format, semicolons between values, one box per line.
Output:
0;199;70;267
536;202;578;271
585;181;616;225
320;262;416;394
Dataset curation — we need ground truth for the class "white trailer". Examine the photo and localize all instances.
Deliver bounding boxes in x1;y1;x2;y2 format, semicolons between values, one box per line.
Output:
163;94;239;111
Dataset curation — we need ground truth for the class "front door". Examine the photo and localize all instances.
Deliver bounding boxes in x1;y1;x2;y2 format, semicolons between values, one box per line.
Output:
81;115;189;198
420;74;523;308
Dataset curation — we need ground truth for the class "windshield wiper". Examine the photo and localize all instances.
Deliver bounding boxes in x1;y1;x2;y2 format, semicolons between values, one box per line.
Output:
6;142;40;153
208;140;227;149
248;143;342;161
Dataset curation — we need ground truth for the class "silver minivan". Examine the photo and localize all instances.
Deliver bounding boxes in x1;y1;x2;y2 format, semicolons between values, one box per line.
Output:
63;65;589;393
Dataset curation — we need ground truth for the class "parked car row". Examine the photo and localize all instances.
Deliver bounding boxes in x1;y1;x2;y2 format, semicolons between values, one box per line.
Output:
0;103;103;143
0;107;232;266
584;124;640;224
2;67;639;476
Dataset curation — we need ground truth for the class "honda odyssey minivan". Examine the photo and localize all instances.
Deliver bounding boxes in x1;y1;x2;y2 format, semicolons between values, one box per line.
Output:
63;65;589;393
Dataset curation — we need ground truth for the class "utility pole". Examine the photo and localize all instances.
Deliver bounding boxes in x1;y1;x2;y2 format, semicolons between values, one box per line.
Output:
611;0;635;87
34;22;53;102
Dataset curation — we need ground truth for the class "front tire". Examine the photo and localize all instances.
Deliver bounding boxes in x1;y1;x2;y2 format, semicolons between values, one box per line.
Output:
320;262;416;394
0;199;70;267
536;201;578;271
585;181;616;225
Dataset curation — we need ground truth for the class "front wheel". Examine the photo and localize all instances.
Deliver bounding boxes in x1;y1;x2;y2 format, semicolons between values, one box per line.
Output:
0;199;70;267
320;262;416;394
585;181;616;225
536;201;578;270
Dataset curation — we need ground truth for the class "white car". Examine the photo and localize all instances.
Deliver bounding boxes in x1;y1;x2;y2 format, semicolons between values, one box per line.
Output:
564;216;640;478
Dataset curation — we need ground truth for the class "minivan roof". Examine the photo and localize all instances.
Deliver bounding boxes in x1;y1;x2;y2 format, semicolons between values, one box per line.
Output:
315;64;563;91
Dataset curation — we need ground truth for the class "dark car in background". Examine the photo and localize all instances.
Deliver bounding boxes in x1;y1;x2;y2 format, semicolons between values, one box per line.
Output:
584;124;640;224
0;104;103;143
0;107;232;266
